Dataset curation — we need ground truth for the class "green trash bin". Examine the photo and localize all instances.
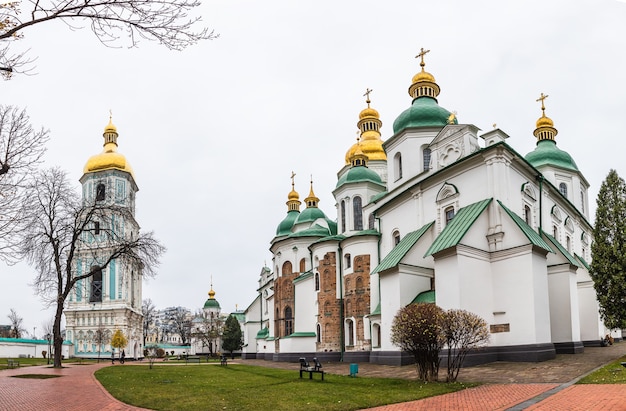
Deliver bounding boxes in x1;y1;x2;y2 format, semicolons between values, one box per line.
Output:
349;363;358;377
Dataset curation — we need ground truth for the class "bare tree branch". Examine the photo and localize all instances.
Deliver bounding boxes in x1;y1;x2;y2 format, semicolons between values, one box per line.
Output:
0;105;49;262
1;0;217;76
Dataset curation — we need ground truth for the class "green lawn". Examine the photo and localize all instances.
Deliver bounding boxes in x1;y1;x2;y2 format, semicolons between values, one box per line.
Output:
577;356;626;384
96;364;474;411
0;357;92;369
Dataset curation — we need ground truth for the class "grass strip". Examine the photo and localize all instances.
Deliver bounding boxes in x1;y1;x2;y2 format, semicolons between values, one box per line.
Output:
577;355;626;384
96;364;475;411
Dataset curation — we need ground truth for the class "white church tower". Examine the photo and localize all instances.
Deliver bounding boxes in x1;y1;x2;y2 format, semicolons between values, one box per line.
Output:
64;117;144;359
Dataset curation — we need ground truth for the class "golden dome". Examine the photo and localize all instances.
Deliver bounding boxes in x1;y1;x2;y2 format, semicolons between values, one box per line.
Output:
412;70;436;83
408;48;441;99
208;288;216;299
83;117;134;177
359;106;380;120
345;89;386;164
286;171;301;212
533;93;558;141
535;114;554;128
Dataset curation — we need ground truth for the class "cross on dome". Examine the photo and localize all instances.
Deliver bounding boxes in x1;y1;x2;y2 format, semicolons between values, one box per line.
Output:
416;47;431;69
536;93;549;113
363;88;373;107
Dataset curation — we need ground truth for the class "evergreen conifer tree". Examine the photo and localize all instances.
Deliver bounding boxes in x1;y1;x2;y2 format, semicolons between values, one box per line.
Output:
590;169;626;330
221;315;243;357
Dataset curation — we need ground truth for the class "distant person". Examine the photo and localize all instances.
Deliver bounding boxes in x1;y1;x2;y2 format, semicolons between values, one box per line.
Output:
121;350;126;364
111;351;115;364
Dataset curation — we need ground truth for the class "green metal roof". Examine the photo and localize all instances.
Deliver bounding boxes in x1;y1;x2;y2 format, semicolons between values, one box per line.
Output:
256;327;269;339
425;198;493;257
336;166;385;189
289;224;332;238
370;302;381;315
411;290;436;304
525;140;578;172
542;232;580;267
393;96;456;134
371;221;434;275
575;253;590;270
497;200;552;252
293;271;313;284
369;191;388;204
284;332;316;338
203;298;221;309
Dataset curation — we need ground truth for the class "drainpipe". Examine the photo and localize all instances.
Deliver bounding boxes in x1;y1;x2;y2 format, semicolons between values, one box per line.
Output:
338;244;344;362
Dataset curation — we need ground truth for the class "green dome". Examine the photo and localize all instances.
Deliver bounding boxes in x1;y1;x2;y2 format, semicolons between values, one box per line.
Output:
203;298;220;309
276;210;299;236
295;207;328;225
525;140;578;172
393;97;456;134
336;166;384;189
289;223;333;238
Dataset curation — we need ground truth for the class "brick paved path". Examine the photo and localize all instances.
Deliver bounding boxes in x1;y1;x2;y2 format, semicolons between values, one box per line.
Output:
0;362;149;411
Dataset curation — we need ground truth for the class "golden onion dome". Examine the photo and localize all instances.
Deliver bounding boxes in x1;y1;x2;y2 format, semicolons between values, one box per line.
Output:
83;117;134;178
533;93;558;141
208;288;216;299
412;70;436;84
285;171;301;212
345;89;386;164
359;106;380;120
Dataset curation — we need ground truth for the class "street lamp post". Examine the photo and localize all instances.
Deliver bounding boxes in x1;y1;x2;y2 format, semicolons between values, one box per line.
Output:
46;334;51;365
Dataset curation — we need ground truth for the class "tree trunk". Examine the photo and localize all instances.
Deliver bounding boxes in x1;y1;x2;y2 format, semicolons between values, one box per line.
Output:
53;299;65;368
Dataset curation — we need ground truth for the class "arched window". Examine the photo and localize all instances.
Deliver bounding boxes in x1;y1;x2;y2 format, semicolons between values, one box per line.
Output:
340;200;346;233
282;261;292;276
345;253;351;269
372;323;381;348
559;183;568;198
566;236;571;252
423;148;431;171
356;276;363;289
445;206;455;225
96;183;106;201
316;324;321;343
299;258;306;273
553;225;558;239
356;297;364;313
353;196;363;230
393;230;401;246
284;307;293;336
314;272;320;291
89;266;102;303
394;152;403;180
346;319;354;346
368;213;375;230
524;205;531;225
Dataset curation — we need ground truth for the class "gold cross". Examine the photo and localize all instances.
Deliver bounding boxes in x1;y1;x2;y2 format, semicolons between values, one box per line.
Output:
536;93;549;112
416;47;430;69
363;88;373;106
290;171;296;188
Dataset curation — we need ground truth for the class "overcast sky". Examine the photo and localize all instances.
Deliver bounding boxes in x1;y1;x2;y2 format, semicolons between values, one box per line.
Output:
3;0;626;338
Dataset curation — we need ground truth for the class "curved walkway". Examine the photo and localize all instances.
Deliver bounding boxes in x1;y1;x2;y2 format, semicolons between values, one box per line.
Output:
0;343;625;410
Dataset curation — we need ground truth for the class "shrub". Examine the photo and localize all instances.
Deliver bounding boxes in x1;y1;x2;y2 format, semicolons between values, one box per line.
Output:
441;309;490;382
156;348;165;358
391;303;444;381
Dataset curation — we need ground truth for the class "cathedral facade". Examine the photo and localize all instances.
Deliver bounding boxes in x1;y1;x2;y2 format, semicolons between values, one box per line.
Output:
243;51;613;365
64;119;144;359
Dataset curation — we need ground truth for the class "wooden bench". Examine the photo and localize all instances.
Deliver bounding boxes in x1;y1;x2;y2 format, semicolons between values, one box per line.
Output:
187;356;201;363
7;359;19;369
220;355;228;366
299;357;324;380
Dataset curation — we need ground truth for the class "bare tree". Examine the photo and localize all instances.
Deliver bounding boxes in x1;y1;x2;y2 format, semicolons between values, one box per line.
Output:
0;0;217;77
7;308;25;338
0;105;49;262
7;308;26;338
19;167;165;367
142;298;156;346
191;311;223;356
165;306;191;345
94;320;111;363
